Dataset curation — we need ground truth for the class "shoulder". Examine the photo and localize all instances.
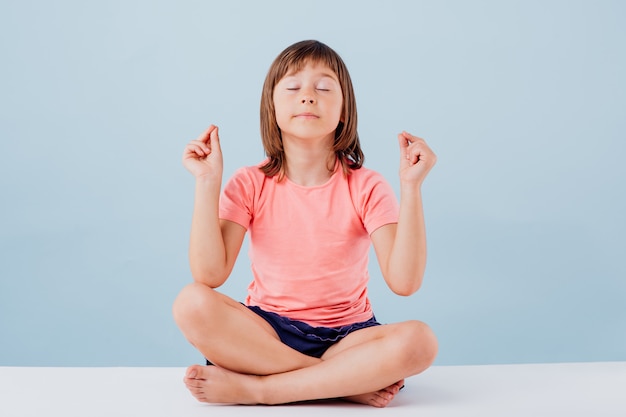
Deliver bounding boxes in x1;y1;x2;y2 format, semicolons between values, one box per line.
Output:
222;161;272;204
231;161;267;178
346;166;399;231
347;166;398;207
347;166;392;190
221;161;271;217
227;160;270;186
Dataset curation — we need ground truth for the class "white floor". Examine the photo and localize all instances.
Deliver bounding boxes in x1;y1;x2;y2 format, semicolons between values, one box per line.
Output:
1;362;624;417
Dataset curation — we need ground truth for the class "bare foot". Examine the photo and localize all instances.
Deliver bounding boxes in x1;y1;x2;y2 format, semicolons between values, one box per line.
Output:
343;379;405;408
183;365;404;408
183;364;262;404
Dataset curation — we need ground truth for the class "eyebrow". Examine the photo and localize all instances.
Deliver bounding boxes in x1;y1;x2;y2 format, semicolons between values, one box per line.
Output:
317;72;339;81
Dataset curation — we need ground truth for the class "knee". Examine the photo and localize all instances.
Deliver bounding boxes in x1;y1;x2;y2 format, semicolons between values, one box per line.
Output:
172;282;219;328
396;320;438;374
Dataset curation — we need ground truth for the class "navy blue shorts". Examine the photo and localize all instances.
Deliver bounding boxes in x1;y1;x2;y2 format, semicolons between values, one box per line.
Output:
246;305;381;358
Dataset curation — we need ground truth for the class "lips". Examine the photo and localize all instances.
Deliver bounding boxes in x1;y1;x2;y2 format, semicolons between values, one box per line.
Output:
294;112;319;119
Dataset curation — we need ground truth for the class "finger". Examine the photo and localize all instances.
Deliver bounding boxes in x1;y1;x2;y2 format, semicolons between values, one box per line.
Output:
398;131;424;156
407;142;424;165
188;140;211;153
397;132;410;150
407;139;434;158
184;143;208;158
209;125;221;154
404;131;430;150
400;131;419;145
397;132;412;164
398;131;436;170
410;143;437;169
197;125;218;145
399;133;424;166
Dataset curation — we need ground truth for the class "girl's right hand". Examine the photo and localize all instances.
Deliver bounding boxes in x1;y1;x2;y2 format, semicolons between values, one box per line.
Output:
182;125;223;180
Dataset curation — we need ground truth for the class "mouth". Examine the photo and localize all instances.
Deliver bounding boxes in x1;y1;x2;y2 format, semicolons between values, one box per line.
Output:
294;112;319;119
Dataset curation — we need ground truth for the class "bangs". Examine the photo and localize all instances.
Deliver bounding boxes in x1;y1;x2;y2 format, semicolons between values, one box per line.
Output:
271;42;345;84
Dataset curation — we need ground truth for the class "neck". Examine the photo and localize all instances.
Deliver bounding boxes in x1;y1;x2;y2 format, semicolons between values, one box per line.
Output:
283;136;336;187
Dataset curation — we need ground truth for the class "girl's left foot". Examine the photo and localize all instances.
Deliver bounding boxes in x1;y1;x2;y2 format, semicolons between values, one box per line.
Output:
343;379;404;408
183;365;261;405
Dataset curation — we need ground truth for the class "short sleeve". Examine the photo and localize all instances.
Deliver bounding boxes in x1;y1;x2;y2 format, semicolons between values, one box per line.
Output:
219;167;255;229
351;169;399;234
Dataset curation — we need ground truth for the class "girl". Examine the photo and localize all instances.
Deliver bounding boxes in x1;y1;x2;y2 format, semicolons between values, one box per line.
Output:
173;40;437;408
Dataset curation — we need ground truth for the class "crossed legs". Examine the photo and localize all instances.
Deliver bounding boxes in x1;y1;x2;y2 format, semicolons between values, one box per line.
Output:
173;282;438;407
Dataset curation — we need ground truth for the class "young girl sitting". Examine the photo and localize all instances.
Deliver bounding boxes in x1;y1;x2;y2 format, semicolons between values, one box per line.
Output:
173;39;438;408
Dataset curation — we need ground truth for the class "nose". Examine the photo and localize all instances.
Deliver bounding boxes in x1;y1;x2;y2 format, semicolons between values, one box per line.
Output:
300;87;316;104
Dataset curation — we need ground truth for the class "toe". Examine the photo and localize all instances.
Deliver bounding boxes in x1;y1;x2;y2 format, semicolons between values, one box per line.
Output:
371;395;390;408
185;364;204;379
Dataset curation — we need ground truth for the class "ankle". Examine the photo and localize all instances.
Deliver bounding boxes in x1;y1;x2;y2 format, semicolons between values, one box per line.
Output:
246;374;268;405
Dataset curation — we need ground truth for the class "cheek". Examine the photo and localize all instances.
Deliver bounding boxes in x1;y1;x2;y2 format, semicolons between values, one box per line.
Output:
273;100;284;115
275;115;286;131
272;98;287;125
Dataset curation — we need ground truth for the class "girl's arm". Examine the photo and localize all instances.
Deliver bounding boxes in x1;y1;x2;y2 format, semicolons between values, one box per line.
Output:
371;132;436;296
183;126;246;287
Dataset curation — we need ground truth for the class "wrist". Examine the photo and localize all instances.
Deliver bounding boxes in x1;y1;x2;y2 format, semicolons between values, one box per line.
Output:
399;181;423;196
195;175;222;195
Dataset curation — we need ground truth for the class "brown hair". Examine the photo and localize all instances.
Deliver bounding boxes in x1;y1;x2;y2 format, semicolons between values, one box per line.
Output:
259;40;364;179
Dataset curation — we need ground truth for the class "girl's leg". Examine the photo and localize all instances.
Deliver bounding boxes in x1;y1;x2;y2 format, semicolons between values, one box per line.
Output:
183;320;438;407
172;282;320;375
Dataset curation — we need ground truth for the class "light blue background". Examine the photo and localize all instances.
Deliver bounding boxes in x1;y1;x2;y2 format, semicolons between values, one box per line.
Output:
1;0;624;367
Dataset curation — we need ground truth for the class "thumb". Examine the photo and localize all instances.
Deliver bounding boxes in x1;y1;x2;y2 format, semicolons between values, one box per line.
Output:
397;132;410;161
210;126;222;154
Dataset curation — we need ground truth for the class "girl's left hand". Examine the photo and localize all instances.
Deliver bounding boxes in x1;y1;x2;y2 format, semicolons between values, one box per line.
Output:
397;131;436;186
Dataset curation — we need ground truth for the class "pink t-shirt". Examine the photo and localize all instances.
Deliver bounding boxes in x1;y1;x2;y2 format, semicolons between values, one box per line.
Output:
219;161;399;327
